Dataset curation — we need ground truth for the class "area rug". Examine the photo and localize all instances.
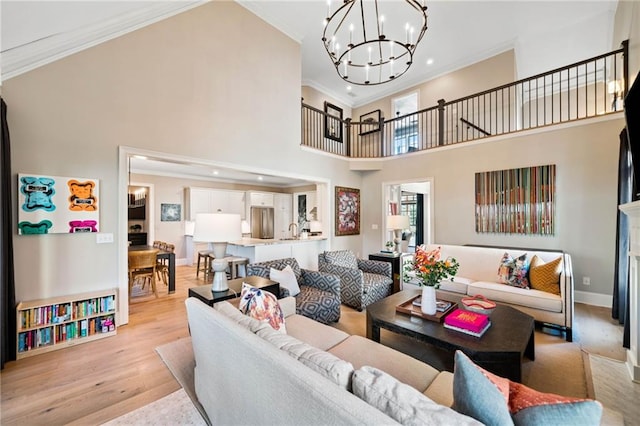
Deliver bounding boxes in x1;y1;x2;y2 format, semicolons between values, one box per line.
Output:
101;388;205;426
589;354;638;425
155;337;210;425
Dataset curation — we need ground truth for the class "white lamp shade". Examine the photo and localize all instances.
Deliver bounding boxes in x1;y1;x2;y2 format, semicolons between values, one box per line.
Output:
386;215;410;230
184;220;195;236
310;220;322;232
193;213;242;243
241;220;251;234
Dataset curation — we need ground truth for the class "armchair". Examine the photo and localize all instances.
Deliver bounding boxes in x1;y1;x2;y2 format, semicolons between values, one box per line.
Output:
318;250;393;311
246;257;341;324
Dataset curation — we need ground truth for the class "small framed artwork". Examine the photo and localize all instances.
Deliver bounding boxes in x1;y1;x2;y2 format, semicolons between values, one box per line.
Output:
359;109;381;135
335;186;360;236
160;203;181;222
324;101;343;142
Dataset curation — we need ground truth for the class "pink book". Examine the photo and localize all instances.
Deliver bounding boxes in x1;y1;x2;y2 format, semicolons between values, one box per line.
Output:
444;308;489;333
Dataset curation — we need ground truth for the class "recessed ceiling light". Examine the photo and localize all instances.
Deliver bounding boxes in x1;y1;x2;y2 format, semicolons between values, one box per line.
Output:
426;58;434;65
212;170;219;175
347;85;352;91
257;176;264;181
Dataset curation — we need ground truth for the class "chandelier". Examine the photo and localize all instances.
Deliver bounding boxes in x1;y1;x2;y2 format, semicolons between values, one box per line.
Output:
322;0;428;86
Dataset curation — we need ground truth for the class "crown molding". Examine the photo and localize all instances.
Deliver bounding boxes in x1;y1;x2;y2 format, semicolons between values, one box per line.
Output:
1;1;207;82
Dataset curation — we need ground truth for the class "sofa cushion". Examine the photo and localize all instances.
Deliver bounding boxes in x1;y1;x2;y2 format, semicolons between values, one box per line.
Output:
270;265;301;296
239;284;286;333
422;371;455;407
529;255;562;295
352;366;481;426
467;281;562;313
257;325;354;390
328;335;439;393
438;276;472;294
453;351;602;426
285;313;350;351
363;272;393;291
324;250;358;269
215;300;273;333
498;252;530;288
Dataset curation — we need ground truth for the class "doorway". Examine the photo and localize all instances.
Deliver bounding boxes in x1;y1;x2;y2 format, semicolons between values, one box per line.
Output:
383;179;433;252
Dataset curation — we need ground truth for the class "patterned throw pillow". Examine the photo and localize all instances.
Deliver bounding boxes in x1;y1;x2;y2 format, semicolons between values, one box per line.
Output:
497;252;530;289
529;255;563;295
238;283;286;334
453;351;602;426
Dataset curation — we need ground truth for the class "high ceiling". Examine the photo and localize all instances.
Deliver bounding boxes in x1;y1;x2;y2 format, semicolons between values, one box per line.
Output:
1;0;619;184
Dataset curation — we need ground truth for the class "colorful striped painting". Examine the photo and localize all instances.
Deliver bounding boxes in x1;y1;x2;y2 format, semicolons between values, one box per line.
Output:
475;165;555;235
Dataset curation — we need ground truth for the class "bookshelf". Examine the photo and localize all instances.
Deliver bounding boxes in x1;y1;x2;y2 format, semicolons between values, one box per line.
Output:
16;289;117;359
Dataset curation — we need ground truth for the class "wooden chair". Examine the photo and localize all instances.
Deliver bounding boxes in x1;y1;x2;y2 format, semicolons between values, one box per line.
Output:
128;249;159;298
156;243;174;286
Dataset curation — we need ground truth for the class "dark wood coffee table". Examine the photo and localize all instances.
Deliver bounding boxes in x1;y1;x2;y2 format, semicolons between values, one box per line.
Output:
188;276;280;307
366;289;535;382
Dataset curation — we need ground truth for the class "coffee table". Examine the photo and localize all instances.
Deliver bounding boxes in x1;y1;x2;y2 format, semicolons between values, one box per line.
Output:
366;289;535;382
188;276;280;307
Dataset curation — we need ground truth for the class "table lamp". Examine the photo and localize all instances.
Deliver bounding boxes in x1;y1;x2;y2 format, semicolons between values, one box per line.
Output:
386;215;410;253
193;213;241;292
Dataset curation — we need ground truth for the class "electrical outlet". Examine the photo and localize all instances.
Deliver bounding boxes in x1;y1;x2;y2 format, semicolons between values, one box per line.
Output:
583;276;591;286
372;224;379;230
96;233;114;244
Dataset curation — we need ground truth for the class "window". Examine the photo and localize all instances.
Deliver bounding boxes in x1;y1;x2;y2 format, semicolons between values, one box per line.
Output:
392;92;419;154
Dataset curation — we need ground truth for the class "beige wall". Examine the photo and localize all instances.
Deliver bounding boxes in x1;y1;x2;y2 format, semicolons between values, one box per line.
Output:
613;0;640;84
359;117;624;299
302;85;352;118
4;2;363;315
352;50;516;121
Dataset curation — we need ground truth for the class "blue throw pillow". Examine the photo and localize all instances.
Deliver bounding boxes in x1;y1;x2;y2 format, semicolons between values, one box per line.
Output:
453;351;603;426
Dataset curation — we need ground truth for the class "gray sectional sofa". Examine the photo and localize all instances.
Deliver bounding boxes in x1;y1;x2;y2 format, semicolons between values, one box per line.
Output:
185;296;480;425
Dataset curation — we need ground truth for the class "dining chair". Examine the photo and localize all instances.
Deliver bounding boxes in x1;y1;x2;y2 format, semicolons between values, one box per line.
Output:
128;249;159;298
156;243;174;286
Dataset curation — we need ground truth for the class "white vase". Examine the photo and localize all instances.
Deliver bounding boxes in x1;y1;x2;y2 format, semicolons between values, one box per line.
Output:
421;286;437;315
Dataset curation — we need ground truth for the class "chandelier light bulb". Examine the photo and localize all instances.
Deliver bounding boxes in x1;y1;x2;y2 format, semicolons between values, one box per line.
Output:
322;0;428;86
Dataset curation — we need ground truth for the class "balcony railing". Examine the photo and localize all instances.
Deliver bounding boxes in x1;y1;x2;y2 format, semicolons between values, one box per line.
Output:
302;41;628;158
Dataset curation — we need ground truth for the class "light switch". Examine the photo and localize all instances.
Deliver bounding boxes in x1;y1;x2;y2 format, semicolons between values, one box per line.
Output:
372;224;379;230
96;233;114;244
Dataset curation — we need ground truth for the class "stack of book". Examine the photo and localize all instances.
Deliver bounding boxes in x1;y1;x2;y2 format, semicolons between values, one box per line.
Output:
443;308;491;337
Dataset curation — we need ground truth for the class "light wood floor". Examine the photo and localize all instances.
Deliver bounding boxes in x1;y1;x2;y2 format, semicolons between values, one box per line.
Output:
0;265;627;425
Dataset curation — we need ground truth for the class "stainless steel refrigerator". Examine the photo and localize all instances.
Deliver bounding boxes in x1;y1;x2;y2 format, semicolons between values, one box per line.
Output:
250;206;274;239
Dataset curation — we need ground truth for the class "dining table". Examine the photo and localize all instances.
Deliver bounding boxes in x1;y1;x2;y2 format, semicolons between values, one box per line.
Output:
128;245;176;294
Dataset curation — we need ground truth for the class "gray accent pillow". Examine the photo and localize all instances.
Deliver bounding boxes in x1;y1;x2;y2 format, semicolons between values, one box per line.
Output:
352;366;482;426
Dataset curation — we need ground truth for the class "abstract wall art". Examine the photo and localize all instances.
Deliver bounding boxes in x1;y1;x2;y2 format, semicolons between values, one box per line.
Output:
475;164;555;235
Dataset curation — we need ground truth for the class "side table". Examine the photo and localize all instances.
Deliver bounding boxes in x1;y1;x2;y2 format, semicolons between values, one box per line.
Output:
369;252;402;293
188;276;280;307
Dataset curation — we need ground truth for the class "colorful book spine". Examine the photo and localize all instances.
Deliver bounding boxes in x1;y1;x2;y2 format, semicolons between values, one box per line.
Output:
444;308;489;333
444;321;491;337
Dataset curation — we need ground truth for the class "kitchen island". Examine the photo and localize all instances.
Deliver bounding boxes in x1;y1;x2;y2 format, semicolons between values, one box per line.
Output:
227;237;328;270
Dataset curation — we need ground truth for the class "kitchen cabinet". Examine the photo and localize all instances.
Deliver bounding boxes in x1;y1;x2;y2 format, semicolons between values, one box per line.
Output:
247;192;274;207
274;193;293;240
185;187;246;220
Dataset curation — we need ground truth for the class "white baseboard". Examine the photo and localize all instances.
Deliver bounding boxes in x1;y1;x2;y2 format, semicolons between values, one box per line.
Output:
575;290;613;307
176;257;189;266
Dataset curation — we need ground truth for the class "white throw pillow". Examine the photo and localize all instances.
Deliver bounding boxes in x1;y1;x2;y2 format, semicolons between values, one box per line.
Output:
270;265;301;296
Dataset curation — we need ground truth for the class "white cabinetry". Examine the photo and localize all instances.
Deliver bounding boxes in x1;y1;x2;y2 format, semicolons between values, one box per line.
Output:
247;191;274;207
185;187;246;220
274;193;293;240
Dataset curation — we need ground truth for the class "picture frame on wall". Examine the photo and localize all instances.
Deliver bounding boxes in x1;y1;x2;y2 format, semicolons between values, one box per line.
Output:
359;109;382;135
160;203;181;222
335;186;360;236
324;101;343;142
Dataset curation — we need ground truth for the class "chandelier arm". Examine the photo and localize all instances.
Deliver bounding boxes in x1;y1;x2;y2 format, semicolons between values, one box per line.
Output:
359;0;367;42
331;1;355;43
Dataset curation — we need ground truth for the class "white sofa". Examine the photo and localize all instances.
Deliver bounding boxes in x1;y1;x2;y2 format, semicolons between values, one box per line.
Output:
185;296;480;425
406;244;574;341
